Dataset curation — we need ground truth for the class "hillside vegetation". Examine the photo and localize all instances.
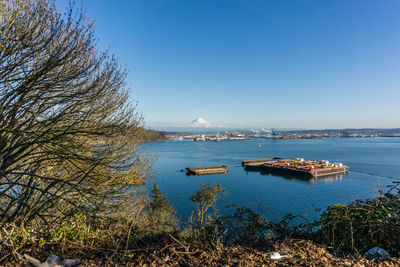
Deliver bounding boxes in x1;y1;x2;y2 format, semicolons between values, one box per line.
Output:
139;128;169;142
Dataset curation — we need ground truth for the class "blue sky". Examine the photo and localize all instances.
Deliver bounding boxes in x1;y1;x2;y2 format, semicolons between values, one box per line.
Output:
65;0;400;129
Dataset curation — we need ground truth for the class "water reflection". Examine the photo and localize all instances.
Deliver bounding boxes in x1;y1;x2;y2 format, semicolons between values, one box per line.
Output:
243;167;346;183
185;171;228;177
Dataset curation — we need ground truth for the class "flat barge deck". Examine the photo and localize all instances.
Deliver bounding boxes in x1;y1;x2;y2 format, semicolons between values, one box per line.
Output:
243;158;349;177
242;157;282;167
186;165;228;175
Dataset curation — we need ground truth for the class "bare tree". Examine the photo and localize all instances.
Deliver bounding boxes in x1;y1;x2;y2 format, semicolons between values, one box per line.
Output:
0;0;152;225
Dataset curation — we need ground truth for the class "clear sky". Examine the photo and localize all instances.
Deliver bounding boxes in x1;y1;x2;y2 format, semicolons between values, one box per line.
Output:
65;0;400;129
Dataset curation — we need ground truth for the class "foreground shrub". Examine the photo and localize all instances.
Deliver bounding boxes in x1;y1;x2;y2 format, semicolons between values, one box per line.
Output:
315;183;400;255
206;206;275;246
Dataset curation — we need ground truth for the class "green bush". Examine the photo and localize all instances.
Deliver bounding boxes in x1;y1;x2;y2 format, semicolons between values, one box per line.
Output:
315;187;400;255
206;206;273;246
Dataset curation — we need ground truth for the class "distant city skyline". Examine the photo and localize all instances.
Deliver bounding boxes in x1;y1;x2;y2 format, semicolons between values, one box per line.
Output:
66;0;400;129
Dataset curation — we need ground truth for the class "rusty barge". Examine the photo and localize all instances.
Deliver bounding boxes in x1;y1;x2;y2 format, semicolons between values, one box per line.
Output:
242;158;349;177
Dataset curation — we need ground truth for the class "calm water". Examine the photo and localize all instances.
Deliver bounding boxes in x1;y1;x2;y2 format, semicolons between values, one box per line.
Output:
143;137;400;222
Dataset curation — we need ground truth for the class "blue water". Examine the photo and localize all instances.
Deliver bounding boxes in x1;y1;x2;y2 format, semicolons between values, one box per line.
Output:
143;137;400;222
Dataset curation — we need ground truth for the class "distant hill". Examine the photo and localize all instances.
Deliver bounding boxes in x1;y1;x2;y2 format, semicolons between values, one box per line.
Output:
282;128;400;135
139;128;169;142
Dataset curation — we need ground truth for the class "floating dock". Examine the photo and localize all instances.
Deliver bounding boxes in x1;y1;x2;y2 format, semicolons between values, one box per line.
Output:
243;158;349;177
186;165;228;175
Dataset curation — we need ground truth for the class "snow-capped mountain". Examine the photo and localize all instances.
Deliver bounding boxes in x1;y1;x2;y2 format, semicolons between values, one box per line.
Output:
148;118;225;132
190;118;214;128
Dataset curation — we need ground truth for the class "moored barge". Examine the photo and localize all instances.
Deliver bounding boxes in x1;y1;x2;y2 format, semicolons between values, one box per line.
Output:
243;158;349;177
242;157;282;167
186;165;228;175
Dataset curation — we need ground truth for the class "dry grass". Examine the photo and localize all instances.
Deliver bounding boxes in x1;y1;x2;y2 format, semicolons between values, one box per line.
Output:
4;239;399;266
